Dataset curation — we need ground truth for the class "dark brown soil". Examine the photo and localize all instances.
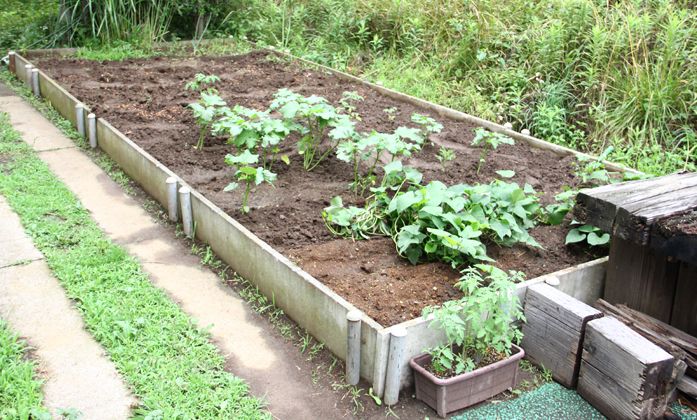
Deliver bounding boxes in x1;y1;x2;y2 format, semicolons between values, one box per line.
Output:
37;51;605;326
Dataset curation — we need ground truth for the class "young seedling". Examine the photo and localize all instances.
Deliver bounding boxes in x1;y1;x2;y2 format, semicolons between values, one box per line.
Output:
337;127;423;194
411;113;443;143
224;150;277;213
383;107;397;122
339;91;364;120
436;147;455;171
565;221;610;246
471;128;515;174
185;73;221;92
574;146;614;186
188;90;227;150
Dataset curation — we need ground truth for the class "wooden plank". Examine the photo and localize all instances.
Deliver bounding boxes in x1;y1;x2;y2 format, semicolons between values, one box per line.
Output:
678;375;697;399
574;173;697;233
605;237;680;323
578;317;674;420
614;184;697;244
595;299;697;379
652;211;697;263
521;284;603;388
670;263;697;338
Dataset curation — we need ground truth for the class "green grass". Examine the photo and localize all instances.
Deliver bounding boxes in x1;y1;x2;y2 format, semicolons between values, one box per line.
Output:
0;320;48;420
0;112;268;419
0;0;57;52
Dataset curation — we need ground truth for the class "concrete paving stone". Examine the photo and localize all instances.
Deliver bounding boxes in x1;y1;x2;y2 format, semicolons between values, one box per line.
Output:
0;261;137;419
0;196;43;267
0;94;76;151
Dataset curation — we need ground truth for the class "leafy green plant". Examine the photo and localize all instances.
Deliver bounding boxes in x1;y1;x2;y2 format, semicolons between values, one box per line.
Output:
383;107;397;122
436;147;456;171
224;150;277;213
336;127;424;194
324;162;542;267
185;73;220;92
339;91;364;120
411;113;443;142
423;265;525;377
213;105;292;170
269;88;355;171
575;146;615;186
471;128;515;174
541;189;577;226
188;90;227;150
565;222;610;247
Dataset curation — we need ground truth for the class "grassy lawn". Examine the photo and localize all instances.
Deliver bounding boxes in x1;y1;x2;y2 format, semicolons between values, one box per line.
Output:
0;112;268;419
0;320;47;420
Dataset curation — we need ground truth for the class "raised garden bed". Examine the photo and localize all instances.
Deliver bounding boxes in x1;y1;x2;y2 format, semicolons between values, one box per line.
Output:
8;46;615;398
32;51;603;326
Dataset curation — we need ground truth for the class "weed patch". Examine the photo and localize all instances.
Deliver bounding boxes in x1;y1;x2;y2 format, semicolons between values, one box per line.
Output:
0;320;48;419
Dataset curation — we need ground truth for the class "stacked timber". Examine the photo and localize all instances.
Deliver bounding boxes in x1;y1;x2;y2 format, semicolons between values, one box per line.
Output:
574;172;697;336
521;283;603;388
596;299;697;400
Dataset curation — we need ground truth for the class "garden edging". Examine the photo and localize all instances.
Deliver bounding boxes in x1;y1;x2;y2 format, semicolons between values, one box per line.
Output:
8;47;611;397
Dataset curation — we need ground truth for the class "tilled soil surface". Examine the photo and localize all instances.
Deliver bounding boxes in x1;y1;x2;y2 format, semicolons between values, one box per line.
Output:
37;51;605;326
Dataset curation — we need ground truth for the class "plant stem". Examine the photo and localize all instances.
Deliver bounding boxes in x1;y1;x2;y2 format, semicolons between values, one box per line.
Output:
242;181;252;213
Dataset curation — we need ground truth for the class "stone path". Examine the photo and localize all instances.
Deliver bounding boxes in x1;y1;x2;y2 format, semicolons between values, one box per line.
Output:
0;196;136;419
0;86;345;419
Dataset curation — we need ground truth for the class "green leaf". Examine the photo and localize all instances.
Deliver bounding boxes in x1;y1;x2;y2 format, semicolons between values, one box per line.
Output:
565;228;586;244
223;182;239;192
587;231;610;246
225;150;259;166
496;170;515;178
280;154;290;165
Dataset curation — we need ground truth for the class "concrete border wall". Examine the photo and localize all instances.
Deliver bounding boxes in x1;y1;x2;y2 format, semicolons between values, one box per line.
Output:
10;50;610;395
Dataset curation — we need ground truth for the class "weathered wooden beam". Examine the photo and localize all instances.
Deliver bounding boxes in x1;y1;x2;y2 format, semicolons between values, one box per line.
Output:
670;262;697;341
521;283;603;388
614;184;697;244
595;299;697;379
578;317;674;420
574;173;697;234
678;375;697;399
605;237;680;323
652;212;697;264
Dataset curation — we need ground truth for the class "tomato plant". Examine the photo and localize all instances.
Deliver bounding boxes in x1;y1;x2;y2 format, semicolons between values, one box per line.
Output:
423;265;525;376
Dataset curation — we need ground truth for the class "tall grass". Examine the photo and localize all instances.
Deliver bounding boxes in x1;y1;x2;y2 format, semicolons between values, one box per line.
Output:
58;0;178;45
220;0;696;174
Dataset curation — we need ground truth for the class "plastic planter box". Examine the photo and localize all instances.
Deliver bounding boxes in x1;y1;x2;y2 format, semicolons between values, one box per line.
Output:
410;344;525;417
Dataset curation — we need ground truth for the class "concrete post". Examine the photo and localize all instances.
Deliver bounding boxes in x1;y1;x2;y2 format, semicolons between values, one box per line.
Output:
31;68;40;97
179;186;193;238
346;310;362;385
545;276;561;287
166;177;179;222
75;104;86;137
383;327;407;406
87;113;97;148
8;51;15;74
24;64;33;86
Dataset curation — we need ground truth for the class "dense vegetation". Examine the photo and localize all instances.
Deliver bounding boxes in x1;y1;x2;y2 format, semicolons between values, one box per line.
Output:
2;0;695;175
